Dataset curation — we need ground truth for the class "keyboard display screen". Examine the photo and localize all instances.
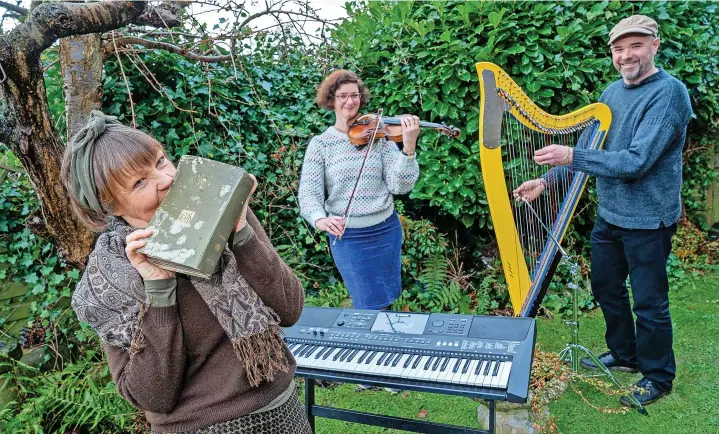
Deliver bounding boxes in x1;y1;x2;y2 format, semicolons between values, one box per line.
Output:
371;313;429;335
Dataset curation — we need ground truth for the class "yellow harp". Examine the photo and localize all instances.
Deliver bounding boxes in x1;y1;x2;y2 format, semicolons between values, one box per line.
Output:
476;62;612;317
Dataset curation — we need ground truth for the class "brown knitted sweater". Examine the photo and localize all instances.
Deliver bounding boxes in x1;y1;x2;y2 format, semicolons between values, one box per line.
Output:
104;210;303;432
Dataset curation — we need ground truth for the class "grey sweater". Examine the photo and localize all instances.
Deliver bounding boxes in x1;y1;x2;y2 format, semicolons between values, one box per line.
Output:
571;69;692;229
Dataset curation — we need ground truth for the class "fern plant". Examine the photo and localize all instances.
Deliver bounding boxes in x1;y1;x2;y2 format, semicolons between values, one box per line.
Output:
0;351;141;433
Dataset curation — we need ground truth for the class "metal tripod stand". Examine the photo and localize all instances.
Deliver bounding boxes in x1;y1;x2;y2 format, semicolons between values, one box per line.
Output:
520;198;647;415
556;262;647;415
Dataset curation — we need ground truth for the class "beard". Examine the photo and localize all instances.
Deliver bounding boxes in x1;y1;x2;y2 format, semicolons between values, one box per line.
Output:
615;54;654;81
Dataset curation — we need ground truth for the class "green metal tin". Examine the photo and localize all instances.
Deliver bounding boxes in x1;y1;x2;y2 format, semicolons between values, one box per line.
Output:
138;156;254;278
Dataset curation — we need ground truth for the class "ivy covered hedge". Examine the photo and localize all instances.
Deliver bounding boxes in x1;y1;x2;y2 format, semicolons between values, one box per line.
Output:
333;0;718;230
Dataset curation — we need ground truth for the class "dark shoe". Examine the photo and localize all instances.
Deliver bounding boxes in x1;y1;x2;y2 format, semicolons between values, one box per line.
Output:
580;351;639;373
620;378;670;407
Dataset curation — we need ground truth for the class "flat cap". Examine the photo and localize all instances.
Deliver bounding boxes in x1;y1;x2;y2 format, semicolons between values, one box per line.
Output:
609;15;658;45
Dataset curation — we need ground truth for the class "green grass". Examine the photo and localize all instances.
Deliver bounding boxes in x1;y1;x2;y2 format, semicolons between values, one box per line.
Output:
301;272;719;434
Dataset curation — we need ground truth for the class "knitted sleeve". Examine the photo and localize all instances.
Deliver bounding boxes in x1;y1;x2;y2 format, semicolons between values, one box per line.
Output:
298;136;327;227
380;139;420;195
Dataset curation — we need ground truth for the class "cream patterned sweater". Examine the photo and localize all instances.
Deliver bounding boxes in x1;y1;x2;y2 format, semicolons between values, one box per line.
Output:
298;126;419;229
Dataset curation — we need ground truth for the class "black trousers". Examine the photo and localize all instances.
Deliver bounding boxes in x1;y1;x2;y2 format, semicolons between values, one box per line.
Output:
590;215;677;392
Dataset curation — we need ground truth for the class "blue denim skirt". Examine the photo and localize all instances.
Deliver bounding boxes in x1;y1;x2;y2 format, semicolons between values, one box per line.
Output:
329;211;402;309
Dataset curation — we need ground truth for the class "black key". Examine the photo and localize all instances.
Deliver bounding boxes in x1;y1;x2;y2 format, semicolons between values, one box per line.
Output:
333;348;346;362
391;353;403;367
461;359;471;374
412;355;423;369
339;348;352;362
322;348;336;360
304;346;319;358
423;356;436;371
383;353;395;366
358;351;369;364
452;358;464;373
440;357;450;372
492;361;501;376
291;344;305;355
483;360;492;375
300;345;316;357
348;349;360;362
377;353;390;365
403;354;416;368
287;343;299;352
314;347;328;359
474;360;485;375
366;352;378;364
432;357;442;371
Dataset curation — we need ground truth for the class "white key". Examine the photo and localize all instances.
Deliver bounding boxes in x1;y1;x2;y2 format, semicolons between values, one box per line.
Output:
472;361;487;387
367;352;386;374
498;361;512;389
387;354;411;377
437;357;459;383
302;346;325;368
346;350;368;372
459;360;480;385
319;348;342;370
406;355;430;380
451;359;470;384
398;354;419;378
490;361;505;388
482;361;497;388
430;357;447;381
377;353;396;376
419;356;436;380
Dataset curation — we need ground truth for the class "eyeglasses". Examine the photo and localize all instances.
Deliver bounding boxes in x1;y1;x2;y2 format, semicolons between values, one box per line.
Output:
335;93;361;102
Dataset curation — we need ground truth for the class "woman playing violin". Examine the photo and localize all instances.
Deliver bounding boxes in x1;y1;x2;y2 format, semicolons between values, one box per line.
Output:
298;69;420;310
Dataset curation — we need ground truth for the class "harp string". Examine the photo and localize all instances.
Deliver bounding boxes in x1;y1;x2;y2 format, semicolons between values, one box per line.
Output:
500;97;596;303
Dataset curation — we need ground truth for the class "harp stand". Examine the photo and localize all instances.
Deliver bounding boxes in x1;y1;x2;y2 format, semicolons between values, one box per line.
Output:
520;198;647;415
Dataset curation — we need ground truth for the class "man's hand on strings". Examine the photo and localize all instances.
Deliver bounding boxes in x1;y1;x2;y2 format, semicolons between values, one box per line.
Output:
316;216;345;237
513;179;547;202
535;144;573;166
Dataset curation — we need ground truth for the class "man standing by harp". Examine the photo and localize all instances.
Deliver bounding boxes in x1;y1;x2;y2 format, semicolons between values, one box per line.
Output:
516;15;692;407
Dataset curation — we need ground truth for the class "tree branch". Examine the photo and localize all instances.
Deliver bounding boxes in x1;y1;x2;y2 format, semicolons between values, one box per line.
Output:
109;36;234;63
133;2;185;28
8;1;147;58
239;8;322;30
0;1;27;16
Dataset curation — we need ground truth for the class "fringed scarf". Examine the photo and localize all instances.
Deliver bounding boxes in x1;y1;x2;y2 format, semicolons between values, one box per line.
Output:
72;217;289;387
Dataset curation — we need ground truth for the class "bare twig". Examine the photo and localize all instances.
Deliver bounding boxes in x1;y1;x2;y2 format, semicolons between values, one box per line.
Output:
110;32;135;127
0;0;28;16
109;36;235;63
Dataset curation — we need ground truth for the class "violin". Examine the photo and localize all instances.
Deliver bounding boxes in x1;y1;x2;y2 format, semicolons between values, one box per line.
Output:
348;113;460;146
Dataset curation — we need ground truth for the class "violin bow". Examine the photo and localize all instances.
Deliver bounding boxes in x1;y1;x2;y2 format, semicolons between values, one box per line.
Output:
333;108;385;245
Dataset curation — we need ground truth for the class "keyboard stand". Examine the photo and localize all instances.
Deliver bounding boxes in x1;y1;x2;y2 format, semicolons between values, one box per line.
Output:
299;371;497;434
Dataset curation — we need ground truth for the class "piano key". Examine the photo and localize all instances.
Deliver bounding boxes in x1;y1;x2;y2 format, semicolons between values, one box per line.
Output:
484;360;494;376
439;358;459;382
387;354;411;377
430;358;447;381
493;361;501;376
482;361;497;387
472;361;487;387
345;350;366;372
490;361;506;388
451;358;463;374
404;355;430;379
403;354;416;369
461;358;471;374
498;361;512;389
459;360;479;385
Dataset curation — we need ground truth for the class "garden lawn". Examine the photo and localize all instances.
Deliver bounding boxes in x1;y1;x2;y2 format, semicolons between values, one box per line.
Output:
301;272;719;434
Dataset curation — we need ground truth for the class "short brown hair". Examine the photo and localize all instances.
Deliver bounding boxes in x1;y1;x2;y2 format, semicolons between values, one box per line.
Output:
315;70;370;110
61;124;165;231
